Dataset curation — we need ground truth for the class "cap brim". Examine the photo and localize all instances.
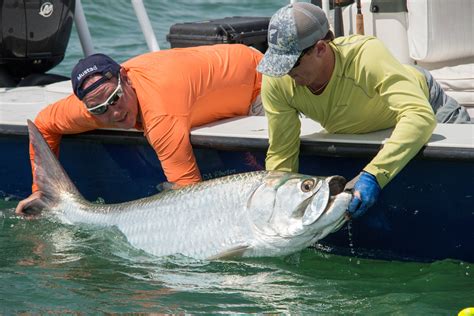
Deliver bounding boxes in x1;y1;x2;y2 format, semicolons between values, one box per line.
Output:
257;48;300;77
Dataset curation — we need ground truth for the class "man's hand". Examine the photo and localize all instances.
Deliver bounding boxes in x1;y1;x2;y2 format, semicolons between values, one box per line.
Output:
347;171;381;219
15;191;43;216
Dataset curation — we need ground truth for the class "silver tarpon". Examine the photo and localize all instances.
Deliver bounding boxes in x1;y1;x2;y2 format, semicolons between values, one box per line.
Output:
25;120;351;259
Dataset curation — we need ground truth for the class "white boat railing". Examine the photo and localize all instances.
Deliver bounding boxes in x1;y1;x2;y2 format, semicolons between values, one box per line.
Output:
73;0;160;56
74;0;95;56
131;0;160;51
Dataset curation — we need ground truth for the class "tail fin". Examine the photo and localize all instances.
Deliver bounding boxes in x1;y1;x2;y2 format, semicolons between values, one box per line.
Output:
27;120;83;210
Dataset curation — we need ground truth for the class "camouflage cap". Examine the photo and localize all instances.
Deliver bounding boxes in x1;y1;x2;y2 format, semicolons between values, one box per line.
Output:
257;2;329;77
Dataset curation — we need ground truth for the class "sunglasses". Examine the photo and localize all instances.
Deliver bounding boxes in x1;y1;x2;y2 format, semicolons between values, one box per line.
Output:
86;76;123;115
291;45;314;70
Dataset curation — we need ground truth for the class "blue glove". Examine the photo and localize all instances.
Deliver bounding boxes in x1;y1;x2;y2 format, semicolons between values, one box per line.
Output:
347;171;381;219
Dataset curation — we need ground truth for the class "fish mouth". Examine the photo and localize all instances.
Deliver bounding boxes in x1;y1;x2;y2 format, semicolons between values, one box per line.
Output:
308;194;350;242
325;196;349;231
327;175;347;196
325;175;352;223
321;175;351;216
308;175;352;238
302;175;350;227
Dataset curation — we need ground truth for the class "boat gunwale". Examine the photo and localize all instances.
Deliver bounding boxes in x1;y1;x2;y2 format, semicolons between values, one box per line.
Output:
2;123;473;161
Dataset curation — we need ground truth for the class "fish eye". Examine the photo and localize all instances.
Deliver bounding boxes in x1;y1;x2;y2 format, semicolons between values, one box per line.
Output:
301;179;315;192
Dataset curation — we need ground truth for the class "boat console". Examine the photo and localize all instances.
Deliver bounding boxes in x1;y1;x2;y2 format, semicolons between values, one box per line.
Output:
0;0;75;87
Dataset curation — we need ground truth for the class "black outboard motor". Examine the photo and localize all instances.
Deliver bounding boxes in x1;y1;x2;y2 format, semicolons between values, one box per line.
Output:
0;0;75;87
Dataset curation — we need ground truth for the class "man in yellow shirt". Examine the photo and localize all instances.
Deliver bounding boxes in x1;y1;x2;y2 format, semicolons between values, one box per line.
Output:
257;3;471;219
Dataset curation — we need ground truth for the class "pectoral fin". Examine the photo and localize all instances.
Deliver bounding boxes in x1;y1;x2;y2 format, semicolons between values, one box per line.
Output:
207;245;250;260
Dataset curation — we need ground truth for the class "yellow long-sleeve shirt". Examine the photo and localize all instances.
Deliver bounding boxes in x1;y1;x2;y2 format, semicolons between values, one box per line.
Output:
262;35;436;188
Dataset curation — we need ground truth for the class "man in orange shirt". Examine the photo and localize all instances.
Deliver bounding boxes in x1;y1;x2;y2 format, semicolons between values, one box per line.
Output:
15;44;263;214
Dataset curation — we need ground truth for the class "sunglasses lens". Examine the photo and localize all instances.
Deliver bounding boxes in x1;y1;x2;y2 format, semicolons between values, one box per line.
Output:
109;93;120;106
89;105;108;115
292;51;305;69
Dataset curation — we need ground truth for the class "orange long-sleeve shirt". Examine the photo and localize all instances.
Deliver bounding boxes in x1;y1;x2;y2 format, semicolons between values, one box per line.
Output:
31;44;263;192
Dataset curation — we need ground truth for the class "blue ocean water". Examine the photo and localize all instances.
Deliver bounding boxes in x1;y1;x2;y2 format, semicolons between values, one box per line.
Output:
1;0;473;314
